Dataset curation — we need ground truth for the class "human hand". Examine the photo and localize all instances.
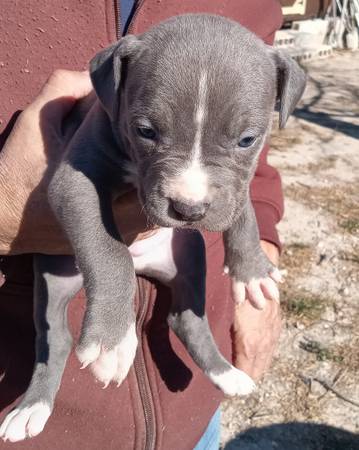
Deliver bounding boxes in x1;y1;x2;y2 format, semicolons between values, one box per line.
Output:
0;70;154;255
231;240;282;381
0;70;92;254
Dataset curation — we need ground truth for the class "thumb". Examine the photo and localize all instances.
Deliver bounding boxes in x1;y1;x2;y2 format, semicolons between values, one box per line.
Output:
30;70;93;117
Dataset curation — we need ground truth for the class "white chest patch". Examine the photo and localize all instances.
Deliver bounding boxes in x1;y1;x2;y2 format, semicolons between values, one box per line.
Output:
129;228;177;283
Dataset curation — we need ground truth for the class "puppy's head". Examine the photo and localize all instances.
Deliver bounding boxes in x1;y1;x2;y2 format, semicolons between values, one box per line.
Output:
90;14;306;231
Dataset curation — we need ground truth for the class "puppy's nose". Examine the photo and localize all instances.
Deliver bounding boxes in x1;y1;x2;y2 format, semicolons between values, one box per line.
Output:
171;199;210;222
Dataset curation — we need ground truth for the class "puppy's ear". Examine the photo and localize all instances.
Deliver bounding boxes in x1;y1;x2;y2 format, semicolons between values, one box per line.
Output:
90;35;143;119
270;49;307;128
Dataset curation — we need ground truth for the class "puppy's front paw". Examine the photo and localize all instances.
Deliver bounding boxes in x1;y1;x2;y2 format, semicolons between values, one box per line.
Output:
76;323;138;388
209;366;256;396
225;266;283;309
0;402;51;442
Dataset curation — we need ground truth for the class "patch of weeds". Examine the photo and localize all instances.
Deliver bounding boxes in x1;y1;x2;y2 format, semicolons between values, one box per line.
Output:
334;338;359;372
306;155;338;172
284;293;326;322
281;243;322;323
299;121;336;143
270;133;303;151
287;242;311;251
339;219;359;235
299;339;344;363
282;242;313;277
338;249;359;264
270;119;303;151
285;184;359;235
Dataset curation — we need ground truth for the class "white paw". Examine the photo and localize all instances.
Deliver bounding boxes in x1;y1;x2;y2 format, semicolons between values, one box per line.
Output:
76;323;138;388
209;367;256;397
231;269;283;309
0;402;51;442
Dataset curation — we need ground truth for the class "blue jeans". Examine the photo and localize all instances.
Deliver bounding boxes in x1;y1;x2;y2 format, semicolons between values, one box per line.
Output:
193;408;221;450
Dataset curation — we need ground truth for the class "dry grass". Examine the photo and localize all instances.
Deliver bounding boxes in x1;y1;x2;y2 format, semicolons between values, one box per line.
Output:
285;183;359;235
279;242;329;324
270;129;303;151
330;339;359;373
338;248;359;264
305;154;338;172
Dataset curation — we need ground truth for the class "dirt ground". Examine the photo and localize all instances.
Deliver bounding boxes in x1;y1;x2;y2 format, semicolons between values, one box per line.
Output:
221;50;359;450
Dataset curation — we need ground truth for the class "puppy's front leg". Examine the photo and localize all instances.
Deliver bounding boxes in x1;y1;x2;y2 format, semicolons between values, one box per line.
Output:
132;229;255;396
48;155;137;388
224;199;282;309
0;255;82;442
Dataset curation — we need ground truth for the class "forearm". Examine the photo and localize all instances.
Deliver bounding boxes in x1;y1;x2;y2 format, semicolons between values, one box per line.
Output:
224;199;273;282
250;143;284;251
0;151;24;252
0;115;55;254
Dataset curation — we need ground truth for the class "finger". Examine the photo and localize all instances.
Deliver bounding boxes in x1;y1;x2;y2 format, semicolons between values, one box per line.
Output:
260;278;280;303
263;343;276;373
0;270;5;287
250;352;271;382
231;280;246;304
30;70;93;116
270;267;284;284
234;338;273;382
251;334;279;381
232;306;282;380
233;340;262;382
260;240;280;265
231;333;255;377
246;334;277;382
43;70;92;101
235;356;255;380
252;318;282;381
246;280;267;310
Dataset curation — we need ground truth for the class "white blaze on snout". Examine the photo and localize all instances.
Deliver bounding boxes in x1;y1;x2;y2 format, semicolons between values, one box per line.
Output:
192;71;207;163
174;162;208;202
168;72;209;203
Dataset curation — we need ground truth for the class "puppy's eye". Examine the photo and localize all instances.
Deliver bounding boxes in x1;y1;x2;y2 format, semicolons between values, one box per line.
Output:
137;126;157;140
238;136;256;148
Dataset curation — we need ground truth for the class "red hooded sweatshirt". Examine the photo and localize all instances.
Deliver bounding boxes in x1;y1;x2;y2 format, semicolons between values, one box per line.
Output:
0;1;284;449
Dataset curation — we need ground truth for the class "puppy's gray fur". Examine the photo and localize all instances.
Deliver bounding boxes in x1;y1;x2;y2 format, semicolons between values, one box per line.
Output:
0;14;305;442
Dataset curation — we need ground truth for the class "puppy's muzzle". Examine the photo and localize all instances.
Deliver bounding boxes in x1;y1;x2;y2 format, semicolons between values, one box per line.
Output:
170;199;210;222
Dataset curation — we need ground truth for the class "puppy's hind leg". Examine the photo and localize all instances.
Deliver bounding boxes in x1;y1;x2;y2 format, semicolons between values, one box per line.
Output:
167;231;256;397
0;255;83;443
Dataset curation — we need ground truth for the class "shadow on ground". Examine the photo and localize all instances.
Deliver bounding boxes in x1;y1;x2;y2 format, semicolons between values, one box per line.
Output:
293;108;359;139
292;74;359;140
223;422;359;450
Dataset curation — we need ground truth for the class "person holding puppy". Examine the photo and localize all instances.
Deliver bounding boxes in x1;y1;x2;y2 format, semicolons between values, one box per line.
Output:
0;1;283;448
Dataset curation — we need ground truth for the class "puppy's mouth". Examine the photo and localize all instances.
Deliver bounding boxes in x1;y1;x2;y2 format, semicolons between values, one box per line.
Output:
142;195;235;232
145;200;200;228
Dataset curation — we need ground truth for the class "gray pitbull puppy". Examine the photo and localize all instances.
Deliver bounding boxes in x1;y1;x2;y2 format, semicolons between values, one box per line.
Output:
0;14;306;442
